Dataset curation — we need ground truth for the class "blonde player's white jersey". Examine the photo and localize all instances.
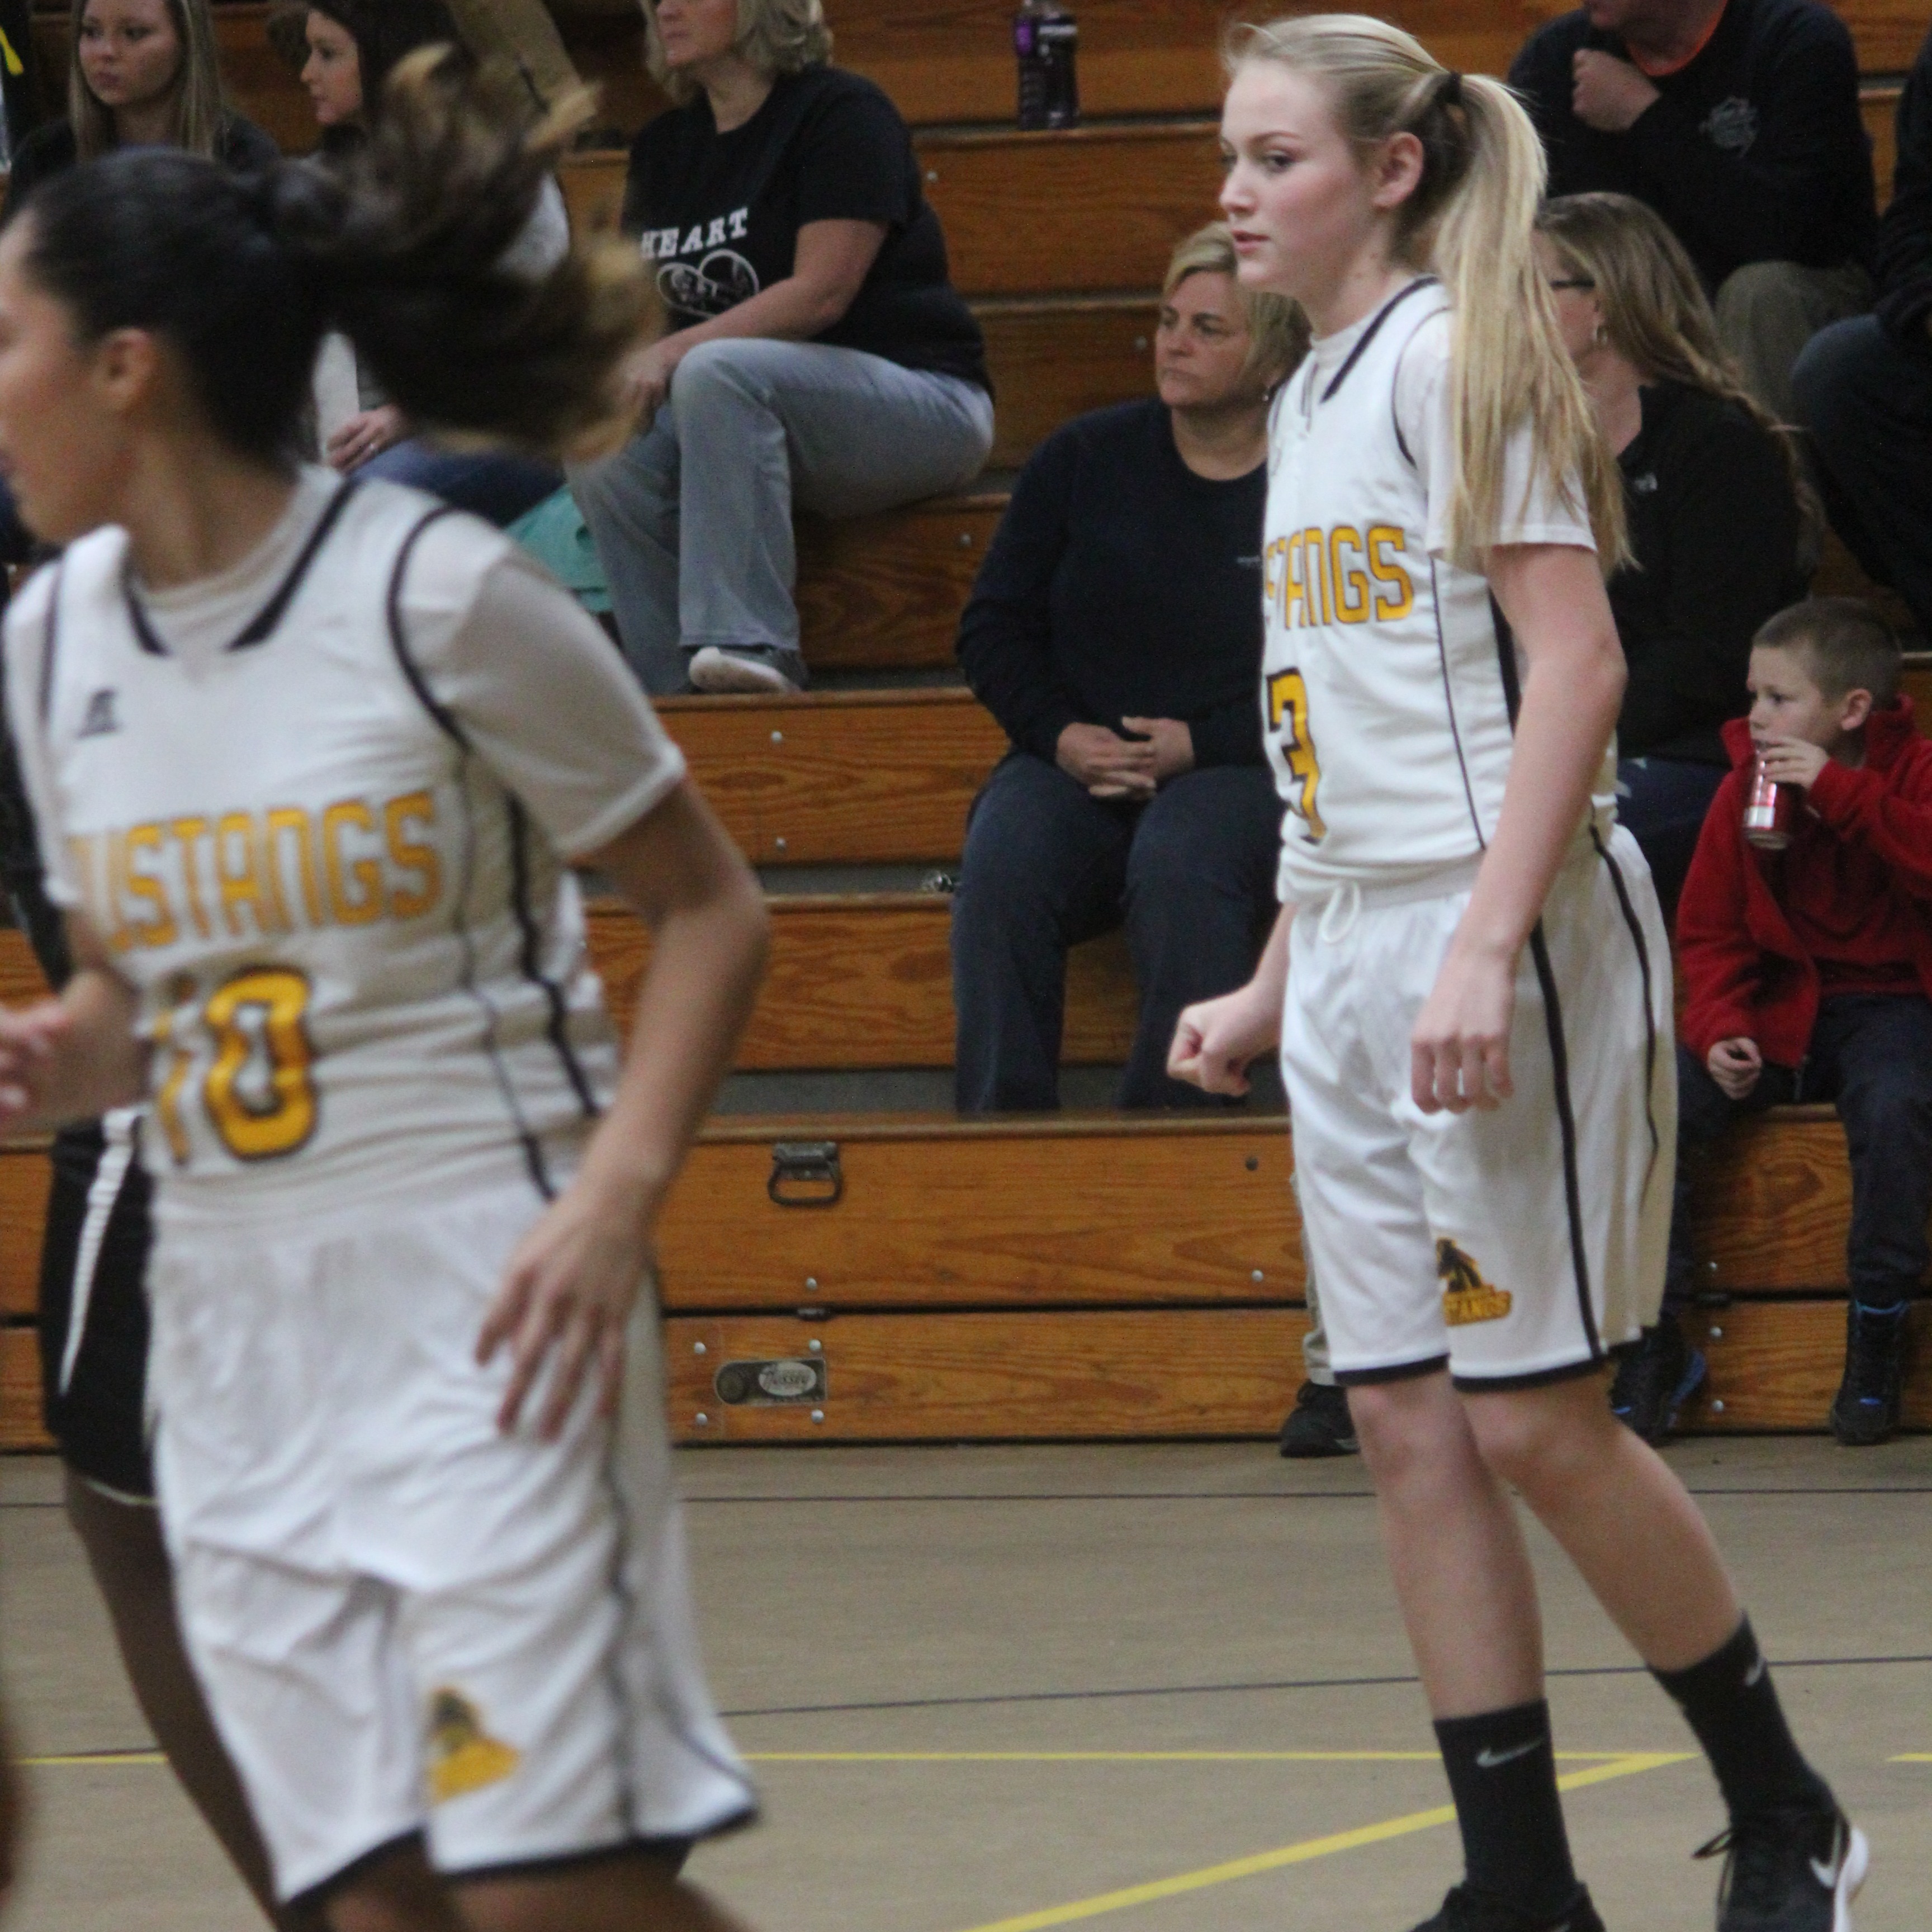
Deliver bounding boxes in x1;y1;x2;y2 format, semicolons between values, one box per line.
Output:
1260;277;1611;906
4;470;686;1234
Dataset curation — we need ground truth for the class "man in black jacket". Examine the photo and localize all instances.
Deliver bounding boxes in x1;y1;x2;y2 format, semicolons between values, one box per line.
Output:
1793;29;1932;637
1509;0;1876;419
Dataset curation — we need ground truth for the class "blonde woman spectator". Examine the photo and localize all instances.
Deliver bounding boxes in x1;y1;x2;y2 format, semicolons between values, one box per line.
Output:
1535;192;1809;915
572;0;994;692
951;225;1304;1112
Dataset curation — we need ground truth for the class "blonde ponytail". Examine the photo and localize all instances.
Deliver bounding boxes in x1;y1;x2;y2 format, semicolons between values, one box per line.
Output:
1226;15;1629;574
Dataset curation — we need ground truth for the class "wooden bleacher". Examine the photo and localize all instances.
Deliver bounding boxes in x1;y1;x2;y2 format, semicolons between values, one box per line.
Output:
2;1;1926;1448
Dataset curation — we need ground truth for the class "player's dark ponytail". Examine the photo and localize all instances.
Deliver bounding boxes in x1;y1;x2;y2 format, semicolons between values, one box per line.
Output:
18;49;648;466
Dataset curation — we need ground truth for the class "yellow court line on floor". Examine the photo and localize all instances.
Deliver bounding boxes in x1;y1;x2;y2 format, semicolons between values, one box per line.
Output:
1891;1753;1932;1761
745;1750;1645;1764
947;1754;1693;1932
23;1751;165;1768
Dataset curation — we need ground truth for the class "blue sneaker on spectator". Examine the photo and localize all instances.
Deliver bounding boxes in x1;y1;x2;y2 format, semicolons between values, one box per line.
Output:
1829;1301;1907;1447
1609;1313;1707;1444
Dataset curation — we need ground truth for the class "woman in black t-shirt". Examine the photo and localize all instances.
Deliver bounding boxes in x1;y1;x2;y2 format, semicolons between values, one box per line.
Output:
571;0;994;693
1534;193;1810;918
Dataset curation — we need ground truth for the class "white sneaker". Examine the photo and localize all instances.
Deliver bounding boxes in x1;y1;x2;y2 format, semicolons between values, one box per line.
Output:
688;647;801;694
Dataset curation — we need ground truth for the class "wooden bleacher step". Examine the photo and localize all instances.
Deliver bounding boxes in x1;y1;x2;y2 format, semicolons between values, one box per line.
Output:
656;689;1005;864
795;495;1004;669
4;1061;1932;1447
976;299;1157;470
589;894;1139;1069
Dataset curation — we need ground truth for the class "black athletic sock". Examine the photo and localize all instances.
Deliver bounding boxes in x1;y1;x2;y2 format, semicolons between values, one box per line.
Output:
1651;1617;1833;1823
1433;1700;1579;1920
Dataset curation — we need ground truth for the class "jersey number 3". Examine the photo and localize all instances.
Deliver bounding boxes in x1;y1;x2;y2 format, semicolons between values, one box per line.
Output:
157;967;319;1163
1266;670;1326;839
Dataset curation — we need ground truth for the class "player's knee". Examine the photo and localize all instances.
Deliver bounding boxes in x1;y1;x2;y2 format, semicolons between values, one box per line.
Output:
1345;1379;1440;1483
1462;1387;1597;1498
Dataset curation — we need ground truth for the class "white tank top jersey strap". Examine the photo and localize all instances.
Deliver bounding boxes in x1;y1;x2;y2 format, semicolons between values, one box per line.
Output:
1259;277;1612;907
3;468;687;1235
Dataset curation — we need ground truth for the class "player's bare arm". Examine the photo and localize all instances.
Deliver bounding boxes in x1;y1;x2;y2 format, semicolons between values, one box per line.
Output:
479;778;769;1438
1410;542;1624;1116
1168;902;1294;1096
0;912;145;1130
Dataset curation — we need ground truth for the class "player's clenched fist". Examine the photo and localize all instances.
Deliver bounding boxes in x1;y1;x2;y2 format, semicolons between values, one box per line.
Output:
1168;982;1281;1096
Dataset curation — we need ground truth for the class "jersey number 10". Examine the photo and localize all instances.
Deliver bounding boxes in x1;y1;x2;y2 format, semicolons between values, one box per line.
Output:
154;967;319;1163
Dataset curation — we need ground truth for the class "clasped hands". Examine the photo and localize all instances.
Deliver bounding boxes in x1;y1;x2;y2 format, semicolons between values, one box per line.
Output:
1055;718;1194;800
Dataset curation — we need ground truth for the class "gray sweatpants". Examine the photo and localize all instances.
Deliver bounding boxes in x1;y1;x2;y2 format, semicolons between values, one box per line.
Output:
1712;259;1872;427
571;337;995;693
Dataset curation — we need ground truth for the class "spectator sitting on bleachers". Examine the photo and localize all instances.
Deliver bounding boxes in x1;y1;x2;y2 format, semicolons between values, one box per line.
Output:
950;224;1305;1113
4;0;278;216
1535;192;1810;915
276;0;568;526
1509;0;1876;423
0;0;278;572
569;0;995;695
1616;599;1932;1447
1794;23;1932;642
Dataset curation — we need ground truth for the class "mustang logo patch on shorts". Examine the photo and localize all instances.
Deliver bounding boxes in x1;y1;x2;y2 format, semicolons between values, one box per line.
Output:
427;1688;522;1804
1437;1239;1512;1326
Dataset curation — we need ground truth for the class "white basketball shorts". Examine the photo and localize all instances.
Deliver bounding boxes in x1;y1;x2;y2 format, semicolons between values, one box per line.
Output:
145;1187;756;1904
1281;827;1676;1388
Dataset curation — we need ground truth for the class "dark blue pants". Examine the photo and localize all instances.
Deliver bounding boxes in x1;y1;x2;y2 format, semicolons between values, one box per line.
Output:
1666;993;1932;1314
1792;316;1932;638
359;440;563;529
950;754;1281;1110
1617;755;1727;923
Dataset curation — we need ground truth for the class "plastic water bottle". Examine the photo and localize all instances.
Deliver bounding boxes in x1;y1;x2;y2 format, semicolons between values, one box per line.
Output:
1015;0;1079;131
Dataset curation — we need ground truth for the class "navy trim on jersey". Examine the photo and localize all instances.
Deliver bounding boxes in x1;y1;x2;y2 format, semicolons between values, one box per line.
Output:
37;559;64;726
1527;923;1602;1362
1333;1353;1451;1388
1319;276;1439;404
385;505;467;741
1591;826;1663;1175
1431;560;1485;849
385;503;558;1202
1451;1355;1607;1394
595;1432;760;1833
123;480;362;658
504;794;600;1124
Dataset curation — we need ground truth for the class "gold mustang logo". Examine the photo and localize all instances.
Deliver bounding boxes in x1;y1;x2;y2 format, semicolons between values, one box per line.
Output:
427;1689;521;1805
1437;1239;1512;1327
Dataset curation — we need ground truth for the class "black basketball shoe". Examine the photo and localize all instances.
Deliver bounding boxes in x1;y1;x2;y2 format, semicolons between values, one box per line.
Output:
1407;1882;1606;1931
1697;1802;1867;1930
1277;1379;1358;1457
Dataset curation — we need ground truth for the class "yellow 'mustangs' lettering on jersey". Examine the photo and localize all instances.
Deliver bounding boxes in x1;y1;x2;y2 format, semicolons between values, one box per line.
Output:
70;790;443;955
1263;524;1417;633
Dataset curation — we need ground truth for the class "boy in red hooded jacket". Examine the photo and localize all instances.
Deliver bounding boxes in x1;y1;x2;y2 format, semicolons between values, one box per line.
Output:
1618;599;1932;1446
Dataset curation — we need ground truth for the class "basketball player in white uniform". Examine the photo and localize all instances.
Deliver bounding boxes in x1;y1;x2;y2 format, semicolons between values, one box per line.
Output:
1171;19;1859;1932
0;58;765;1932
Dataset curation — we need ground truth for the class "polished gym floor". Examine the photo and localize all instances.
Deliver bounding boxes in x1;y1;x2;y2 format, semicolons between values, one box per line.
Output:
2;1435;1927;1931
